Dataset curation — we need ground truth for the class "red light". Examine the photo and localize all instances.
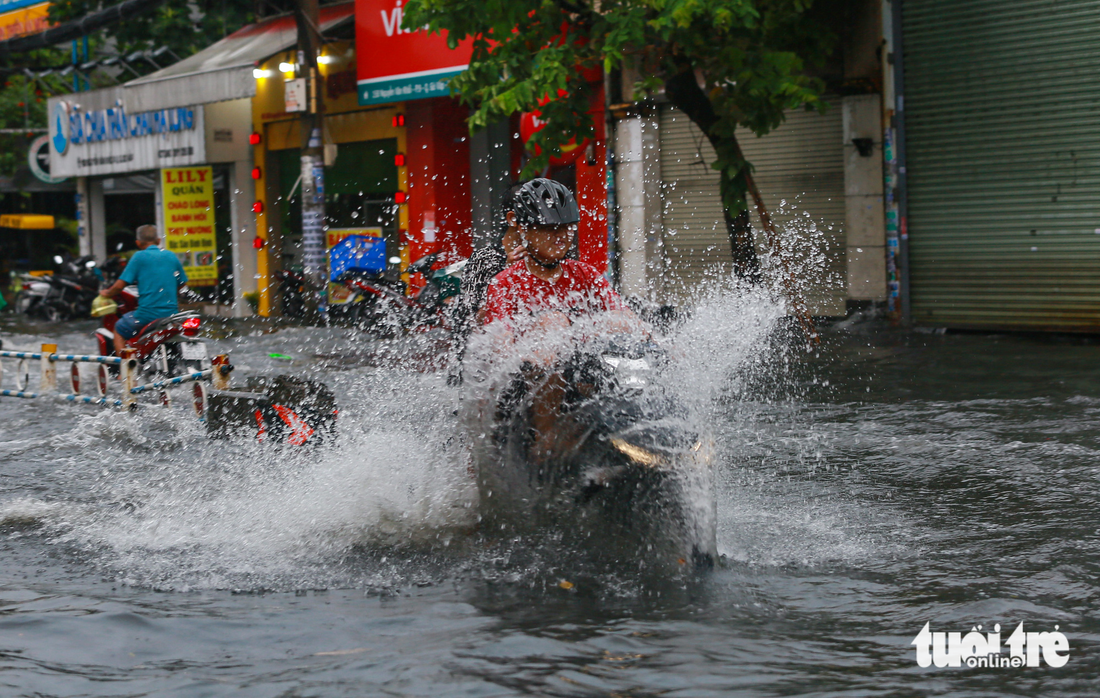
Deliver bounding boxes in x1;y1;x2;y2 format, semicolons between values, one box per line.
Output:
394;191;407;204
182;317;201;330
249;132;262;145
252;167;262;180
252;201;264;213
253;236;265;249
394;153;405;167
392;114;405;127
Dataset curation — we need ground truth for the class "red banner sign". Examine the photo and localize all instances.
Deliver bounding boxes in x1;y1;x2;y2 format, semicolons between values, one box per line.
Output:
355;0;475;105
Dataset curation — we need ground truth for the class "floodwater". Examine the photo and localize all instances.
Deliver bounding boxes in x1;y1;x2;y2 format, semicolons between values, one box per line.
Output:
1;300;1099;696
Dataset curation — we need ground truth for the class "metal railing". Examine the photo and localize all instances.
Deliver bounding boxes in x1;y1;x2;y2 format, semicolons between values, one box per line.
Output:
0;340;231;410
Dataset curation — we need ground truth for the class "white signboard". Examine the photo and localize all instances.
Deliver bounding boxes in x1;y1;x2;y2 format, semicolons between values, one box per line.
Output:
48;98;205;178
284;78;306;113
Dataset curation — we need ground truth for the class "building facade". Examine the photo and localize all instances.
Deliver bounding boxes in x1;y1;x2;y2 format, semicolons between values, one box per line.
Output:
46;85;256;315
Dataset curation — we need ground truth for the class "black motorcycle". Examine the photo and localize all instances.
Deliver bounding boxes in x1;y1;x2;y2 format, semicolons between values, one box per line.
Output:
273;269;314;322
466;334;717;570
32;255;108;322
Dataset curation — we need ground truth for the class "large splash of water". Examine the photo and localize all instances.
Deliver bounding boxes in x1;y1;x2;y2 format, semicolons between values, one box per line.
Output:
0;261;864;591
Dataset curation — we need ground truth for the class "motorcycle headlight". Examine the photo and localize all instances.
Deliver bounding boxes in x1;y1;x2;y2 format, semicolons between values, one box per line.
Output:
611;437;713;469
610;438;665;468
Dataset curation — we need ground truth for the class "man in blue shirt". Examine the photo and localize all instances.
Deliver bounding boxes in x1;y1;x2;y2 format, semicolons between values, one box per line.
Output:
99;224;188;353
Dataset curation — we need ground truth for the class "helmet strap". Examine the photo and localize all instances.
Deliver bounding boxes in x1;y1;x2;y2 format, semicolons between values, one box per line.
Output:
528;254;561;271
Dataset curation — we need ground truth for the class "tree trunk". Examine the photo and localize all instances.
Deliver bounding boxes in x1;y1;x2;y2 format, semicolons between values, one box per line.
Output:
724;205;761;284
664;62;817;343
664;64;761;282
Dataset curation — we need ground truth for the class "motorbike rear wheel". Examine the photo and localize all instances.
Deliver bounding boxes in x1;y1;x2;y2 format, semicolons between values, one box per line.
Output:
40;302;65;323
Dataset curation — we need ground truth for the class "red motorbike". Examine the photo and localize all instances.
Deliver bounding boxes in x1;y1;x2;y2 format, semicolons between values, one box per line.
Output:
94;288;208;378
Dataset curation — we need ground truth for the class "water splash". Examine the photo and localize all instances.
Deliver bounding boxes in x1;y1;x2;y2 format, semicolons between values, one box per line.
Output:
0;257;856;590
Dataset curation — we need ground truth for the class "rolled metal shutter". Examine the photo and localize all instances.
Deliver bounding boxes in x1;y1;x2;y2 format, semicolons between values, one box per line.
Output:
904;0;1100;331
658;103;846;315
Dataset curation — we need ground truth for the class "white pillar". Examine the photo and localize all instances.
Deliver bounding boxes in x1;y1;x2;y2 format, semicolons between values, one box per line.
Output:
613;113;661;299
88;178;107;261
843;94;887;301
229;159;257;317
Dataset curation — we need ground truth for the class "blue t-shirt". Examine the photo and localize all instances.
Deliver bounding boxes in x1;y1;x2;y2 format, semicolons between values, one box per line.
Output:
120;246;188;325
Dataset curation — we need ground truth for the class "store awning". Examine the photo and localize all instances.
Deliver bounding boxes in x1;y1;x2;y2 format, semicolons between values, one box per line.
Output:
123;3;353;113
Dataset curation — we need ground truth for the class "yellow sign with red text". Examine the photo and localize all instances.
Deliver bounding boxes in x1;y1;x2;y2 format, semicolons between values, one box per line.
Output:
161;166;217;287
0;2;49;42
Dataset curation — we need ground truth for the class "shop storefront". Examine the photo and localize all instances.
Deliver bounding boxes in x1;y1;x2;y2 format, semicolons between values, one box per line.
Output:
247;7;408;315
100;7;365;317
902;0;1100;331
46;85;254;313
654;102;848;315
348;0;609;289
611;95;884;316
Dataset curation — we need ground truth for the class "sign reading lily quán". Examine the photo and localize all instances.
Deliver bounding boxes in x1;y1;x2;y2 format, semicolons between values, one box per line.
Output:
355;0;474;105
162;166;217;288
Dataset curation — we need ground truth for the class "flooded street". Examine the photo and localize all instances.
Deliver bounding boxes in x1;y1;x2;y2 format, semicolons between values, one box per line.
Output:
2;309;1098;696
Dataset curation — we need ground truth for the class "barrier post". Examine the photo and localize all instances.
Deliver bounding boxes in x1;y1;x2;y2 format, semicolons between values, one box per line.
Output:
212;354;232;391
40;344;57;393
120;348;137;409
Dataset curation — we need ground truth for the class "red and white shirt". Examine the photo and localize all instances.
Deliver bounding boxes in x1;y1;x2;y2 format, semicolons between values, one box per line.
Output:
481;259;624;328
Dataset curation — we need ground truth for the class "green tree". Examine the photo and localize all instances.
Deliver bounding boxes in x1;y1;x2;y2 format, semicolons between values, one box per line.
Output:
403;0;834;282
46;0;267;65
0;0;291;177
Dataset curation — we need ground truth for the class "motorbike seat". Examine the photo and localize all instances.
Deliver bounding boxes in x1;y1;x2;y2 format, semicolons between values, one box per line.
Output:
135;318;173;338
335;269;385;284
133;312;196;339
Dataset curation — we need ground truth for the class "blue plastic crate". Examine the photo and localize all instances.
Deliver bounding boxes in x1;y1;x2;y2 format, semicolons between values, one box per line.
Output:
329;234;386;282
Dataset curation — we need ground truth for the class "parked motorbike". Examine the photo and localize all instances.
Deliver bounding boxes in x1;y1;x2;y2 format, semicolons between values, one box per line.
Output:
14;255;125;322
466;334;717;570
337;253;466;334
273;269;314;322
93;287;208;380
13;272;52;317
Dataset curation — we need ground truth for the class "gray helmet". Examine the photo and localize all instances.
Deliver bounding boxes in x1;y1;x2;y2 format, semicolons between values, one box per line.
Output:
512;178;580;227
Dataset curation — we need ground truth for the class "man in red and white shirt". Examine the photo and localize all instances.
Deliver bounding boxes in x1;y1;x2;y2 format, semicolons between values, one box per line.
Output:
481;179;630;334
482;253;625;328
477;178;639;462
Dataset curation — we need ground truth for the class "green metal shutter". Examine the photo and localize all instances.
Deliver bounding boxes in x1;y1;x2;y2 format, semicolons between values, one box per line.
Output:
658;103;847;315
904;0;1100;331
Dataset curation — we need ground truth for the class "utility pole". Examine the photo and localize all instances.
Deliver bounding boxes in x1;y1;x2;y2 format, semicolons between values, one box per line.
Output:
295;0;326;308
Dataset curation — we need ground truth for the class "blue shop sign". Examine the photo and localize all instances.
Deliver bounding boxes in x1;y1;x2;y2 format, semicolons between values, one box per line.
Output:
60;105;196;150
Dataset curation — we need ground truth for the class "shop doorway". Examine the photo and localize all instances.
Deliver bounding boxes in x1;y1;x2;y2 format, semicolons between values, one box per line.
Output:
100;175;157;255
275;138;399;274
